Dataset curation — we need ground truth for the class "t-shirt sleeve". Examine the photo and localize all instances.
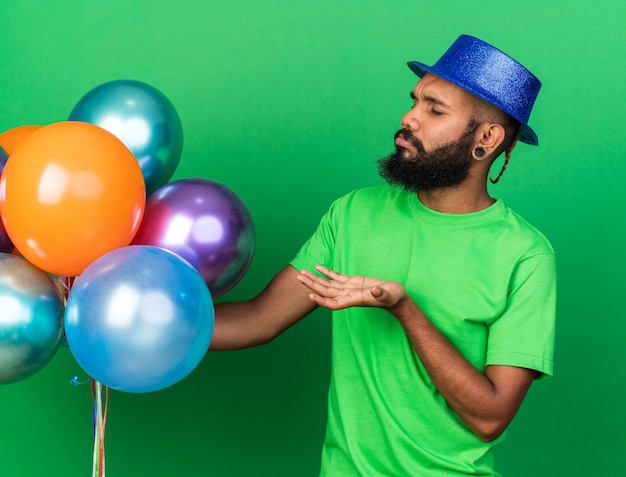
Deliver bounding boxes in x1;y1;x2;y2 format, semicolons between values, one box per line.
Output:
289;196;344;274
486;252;557;378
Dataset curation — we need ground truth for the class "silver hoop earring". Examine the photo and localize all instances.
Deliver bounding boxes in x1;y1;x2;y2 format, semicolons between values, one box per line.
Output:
473;146;488;159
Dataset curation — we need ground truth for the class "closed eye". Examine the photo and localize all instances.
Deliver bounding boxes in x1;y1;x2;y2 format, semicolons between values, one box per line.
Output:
409;91;448;114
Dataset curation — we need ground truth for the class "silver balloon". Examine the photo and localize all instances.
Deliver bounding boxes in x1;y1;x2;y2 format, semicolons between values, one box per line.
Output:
0;253;64;384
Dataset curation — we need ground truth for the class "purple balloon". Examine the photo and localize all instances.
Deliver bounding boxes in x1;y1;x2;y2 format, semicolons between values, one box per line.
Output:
0;220;13;253
132;178;255;298
0;145;8;173
1;147;15;252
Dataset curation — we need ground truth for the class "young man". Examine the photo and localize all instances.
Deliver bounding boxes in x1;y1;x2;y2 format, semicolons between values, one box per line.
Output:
211;35;556;476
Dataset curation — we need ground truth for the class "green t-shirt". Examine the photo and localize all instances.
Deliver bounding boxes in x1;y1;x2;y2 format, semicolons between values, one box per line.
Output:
290;185;557;477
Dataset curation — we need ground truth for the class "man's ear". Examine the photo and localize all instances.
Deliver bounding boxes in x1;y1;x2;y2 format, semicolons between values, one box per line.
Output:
476;123;506;152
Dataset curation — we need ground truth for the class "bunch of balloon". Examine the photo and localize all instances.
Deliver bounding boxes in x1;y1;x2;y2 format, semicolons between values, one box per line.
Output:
1;78;255;395
132;178;256;299
0;119;146;389
1;125;63;385
60;80;228;395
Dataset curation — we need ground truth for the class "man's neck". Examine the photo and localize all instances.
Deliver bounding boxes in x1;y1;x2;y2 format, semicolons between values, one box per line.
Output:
417;185;495;214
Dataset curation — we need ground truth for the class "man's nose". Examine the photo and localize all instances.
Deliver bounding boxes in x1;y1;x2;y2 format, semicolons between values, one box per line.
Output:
401;107;420;132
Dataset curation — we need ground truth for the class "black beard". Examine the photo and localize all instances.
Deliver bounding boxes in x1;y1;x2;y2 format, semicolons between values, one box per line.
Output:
377;121;479;192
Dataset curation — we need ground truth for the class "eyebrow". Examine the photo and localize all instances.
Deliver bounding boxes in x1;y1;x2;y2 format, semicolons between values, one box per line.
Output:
410;91;449;108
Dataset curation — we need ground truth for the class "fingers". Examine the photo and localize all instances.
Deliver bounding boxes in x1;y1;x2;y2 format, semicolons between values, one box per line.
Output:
297;269;318;281
298;268;344;293
370;286;384;300
313;265;347;282
370;286;389;305
297;267;353;310
297;266;403;310
297;270;338;297
307;293;340;309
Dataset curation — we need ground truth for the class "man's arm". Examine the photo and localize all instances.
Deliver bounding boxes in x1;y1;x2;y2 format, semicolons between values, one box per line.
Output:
390;296;535;442
210;265;318;350
297;265;535;442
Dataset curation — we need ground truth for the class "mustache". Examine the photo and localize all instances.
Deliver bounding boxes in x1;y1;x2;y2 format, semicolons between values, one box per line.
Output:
394;128;426;155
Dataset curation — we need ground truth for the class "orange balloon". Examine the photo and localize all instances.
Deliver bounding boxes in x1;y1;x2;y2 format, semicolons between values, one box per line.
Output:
0;121;146;276
0;125;41;155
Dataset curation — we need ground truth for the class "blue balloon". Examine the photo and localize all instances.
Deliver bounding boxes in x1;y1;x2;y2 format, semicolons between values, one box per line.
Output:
64;246;214;393
68;80;183;194
0;253;64;384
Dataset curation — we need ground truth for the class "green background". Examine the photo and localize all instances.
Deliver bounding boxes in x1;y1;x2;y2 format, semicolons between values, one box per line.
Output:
1;1;624;476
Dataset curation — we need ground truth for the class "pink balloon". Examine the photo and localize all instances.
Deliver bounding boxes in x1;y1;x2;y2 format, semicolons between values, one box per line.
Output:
132;178;255;298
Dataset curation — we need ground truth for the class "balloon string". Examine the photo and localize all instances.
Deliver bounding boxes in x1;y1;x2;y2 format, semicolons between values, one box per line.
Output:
69;376;107;476
56;275;74;304
91;380;108;477
63;277;108;477
101;384;109;477
69;375;91;386
91;380;98;477
57;275;74;347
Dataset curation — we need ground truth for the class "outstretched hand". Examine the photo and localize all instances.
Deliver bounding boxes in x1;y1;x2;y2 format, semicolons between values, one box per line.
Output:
296;265;407;310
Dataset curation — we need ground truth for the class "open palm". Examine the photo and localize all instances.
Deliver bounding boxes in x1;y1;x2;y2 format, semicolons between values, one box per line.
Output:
297;265;407;310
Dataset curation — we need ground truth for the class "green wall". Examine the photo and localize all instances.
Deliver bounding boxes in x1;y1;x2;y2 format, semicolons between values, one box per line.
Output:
1;1;624;475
